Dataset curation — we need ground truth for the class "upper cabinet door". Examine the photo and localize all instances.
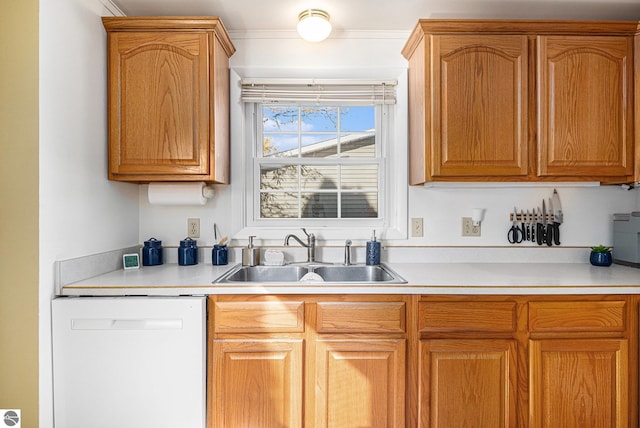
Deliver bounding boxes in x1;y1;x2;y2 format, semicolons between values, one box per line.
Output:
108;31;211;179
103;17;235;183
537;36;634;179
431;35;529;179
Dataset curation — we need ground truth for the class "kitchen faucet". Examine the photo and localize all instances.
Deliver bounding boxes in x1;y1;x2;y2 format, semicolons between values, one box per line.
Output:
344;240;352;266
284;228;316;263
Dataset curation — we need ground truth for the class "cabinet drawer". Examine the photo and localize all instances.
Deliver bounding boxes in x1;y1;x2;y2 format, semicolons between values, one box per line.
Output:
316;302;406;333
419;301;517;333
529;301;626;333
214;301;304;333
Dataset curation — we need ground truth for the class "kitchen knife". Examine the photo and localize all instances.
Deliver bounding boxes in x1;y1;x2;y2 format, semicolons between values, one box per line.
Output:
552;189;562;245
546;198;554;246
530;209;535;243
536;206;544;245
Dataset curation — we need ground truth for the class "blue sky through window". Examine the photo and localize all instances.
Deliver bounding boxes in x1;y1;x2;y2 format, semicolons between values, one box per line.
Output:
263;106;375;156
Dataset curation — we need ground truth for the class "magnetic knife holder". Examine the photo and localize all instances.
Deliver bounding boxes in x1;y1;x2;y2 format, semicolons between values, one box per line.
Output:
509;212;557;223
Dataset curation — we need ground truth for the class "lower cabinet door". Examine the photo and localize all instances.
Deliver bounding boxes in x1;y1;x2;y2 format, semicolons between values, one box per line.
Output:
529;339;628;428
419;339;518;428
314;339;406;428
211;339;303;428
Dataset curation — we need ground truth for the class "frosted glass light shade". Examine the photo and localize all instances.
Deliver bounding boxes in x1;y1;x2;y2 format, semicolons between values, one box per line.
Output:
297;9;332;42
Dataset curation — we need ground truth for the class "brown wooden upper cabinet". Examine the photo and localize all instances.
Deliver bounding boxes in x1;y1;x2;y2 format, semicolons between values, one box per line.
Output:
102;17;235;183
402;20;639;184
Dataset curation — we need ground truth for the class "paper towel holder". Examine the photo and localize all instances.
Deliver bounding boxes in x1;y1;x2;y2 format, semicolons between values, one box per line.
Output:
202;186;215;199
147;182;215;206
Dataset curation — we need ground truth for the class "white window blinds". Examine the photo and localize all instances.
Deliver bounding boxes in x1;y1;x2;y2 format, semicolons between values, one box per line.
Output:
241;78;397;105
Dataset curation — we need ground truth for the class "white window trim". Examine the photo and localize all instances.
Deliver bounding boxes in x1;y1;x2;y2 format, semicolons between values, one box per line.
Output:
229;69;408;244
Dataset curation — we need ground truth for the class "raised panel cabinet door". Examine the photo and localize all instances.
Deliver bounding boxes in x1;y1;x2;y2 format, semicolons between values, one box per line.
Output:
431;35;529;178
419;339;518;428
314;339;406;428
529;339;628;428
211;339;303;428
107;31;210;179
538;36;634;179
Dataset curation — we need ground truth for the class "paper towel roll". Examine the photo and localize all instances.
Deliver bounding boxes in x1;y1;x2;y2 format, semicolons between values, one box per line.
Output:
147;182;214;205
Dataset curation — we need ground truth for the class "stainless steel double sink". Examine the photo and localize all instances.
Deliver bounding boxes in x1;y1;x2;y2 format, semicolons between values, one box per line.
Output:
213;263;407;284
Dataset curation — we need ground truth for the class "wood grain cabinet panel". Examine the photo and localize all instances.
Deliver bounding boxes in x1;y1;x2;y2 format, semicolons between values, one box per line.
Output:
418;301;517;333
315;339;406;428
102;17;235;183
430;35;529;179
529;300;626;333
538;36;634;179
213;300;305;333
529;339;628;428
419;339;518;428
212;339;303;428
316;301;406;333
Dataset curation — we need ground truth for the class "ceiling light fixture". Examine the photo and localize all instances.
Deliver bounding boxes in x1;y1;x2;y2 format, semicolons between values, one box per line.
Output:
297;9;332;42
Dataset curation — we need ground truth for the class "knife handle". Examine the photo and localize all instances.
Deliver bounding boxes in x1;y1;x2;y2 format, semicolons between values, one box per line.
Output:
531;223;535;243
553;222;561;245
536;223;544;245
546;223;553;246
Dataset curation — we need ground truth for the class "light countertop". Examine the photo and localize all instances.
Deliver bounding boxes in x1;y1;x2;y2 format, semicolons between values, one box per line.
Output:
60;262;640;296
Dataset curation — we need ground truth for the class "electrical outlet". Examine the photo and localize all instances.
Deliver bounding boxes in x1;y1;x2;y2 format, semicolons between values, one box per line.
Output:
462;217;481;237
411;217;424;237
187;218;200;238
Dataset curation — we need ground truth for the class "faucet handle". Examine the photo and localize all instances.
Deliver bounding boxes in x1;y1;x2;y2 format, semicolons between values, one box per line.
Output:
301;228;310;238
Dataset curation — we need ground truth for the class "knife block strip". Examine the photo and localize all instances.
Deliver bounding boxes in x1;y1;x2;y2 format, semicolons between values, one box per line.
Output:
510;213;556;223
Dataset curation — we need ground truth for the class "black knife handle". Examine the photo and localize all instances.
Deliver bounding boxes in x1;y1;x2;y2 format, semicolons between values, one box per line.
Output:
553;222;561;246
546;224;553;246
536;223;543;245
531;224;535;243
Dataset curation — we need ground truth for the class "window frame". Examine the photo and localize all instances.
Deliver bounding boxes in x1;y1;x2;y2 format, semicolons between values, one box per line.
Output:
230;71;408;243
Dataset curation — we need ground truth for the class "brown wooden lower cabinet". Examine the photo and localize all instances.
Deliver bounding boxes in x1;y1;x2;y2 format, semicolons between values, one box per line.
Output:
208;294;638;428
212;339;304;428
315;339;406;428
208;295;409;428
529;338;628;428
419;339;518;427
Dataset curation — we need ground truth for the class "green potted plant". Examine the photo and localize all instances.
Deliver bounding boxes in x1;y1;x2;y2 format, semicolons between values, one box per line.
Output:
590;245;612;267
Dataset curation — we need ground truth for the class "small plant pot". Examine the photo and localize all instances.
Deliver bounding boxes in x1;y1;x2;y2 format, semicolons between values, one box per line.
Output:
590;251;612;267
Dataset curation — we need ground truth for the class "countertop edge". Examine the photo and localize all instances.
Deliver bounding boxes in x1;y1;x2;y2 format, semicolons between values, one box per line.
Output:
59;262;640;296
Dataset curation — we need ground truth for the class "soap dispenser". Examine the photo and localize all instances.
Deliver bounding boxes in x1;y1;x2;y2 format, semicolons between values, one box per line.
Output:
242;236;260;267
366;230;381;266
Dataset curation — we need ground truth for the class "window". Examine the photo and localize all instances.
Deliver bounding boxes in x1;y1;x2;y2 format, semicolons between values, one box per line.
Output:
239;78;405;239
259;105;380;219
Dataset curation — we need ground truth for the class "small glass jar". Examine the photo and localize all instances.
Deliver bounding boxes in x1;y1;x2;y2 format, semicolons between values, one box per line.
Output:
142;238;163;266
178;238;198;266
212;245;228;265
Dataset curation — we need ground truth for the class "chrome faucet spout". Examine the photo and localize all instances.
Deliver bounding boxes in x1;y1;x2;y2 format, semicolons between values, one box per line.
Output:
285;234;307;248
284;229;316;262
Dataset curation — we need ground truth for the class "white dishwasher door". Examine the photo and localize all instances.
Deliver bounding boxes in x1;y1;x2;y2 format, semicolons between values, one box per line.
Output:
52;296;206;428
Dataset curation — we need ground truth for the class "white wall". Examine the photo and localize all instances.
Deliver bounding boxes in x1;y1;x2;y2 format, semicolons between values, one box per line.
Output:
39;0;138;425
139;30;640;249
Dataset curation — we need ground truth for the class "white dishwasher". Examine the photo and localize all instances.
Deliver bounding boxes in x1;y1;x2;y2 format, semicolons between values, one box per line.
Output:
52;296;206;428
